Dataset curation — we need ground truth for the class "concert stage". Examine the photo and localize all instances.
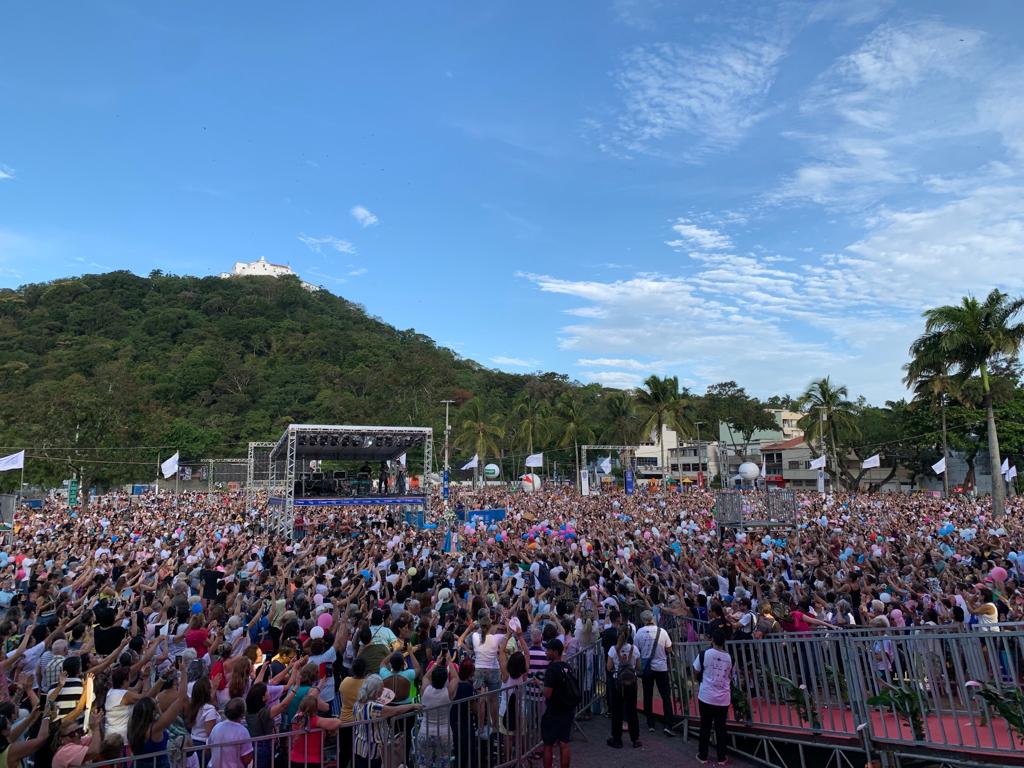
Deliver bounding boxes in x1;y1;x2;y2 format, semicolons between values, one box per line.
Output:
258;423;433;536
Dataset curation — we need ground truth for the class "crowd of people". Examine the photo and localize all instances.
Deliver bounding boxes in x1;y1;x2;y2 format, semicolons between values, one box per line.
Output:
0;480;1020;768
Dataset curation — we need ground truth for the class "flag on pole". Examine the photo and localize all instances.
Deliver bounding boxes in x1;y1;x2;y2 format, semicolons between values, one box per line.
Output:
1008;465;1018;481
0;450;25;472
932;457;946;476
599;456;612;475
461;454;479;471
760;460;767;478
161;452;180;479
809;455;826;470
397;453;407;467
862;454;881;469
524;453;544;468
1001;458;1009;475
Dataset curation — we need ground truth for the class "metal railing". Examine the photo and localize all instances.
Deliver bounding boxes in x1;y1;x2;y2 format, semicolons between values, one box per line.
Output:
668;626;1024;765
83;642;604;768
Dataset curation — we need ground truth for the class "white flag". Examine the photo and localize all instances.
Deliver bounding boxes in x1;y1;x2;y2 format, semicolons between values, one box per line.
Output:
1008;465;1018;481
600;456;612;475
760;461;767;478
397;453;407;467
862;454;880;469
1001;458;1009;475
161;452;180;479
461;454;479;471
525;453;544;468
932;457;946;475
0;450;25;472
809;455;827;470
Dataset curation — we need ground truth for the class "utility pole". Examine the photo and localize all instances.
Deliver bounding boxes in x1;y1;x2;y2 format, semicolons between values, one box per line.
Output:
441;400;455;511
818;407;827;495
695;420;704;490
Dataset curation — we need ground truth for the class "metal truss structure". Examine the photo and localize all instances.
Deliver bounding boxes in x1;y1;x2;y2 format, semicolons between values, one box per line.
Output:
580;444;639;472
715;488;797;530
265;424;433;538
246;441;276;514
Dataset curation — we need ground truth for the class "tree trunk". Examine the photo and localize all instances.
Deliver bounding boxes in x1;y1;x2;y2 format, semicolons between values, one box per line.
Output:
659;421;667;489
984;388;1006;518
940;400;950;499
830;425;842;492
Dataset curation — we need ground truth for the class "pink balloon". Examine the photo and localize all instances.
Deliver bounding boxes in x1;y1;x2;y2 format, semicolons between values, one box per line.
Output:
991;566;1008;582
487;538;495;545
317;612;333;630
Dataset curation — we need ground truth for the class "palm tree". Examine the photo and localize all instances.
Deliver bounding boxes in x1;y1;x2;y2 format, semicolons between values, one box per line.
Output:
797;377;858;491
553;392;594;488
454;398;505;487
636;375;694;487
911;289;1024;518
512;394;550;455
602;391;637;446
904;335;958;499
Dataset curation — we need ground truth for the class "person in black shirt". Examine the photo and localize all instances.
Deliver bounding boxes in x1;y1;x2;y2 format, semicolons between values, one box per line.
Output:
199;560;221;603
92;607;127;656
541;638;575;768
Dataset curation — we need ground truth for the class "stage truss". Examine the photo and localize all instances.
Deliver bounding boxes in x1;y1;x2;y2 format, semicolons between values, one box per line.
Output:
264;424;433;537
580;444;639;475
246;441;275;513
715;488;797;531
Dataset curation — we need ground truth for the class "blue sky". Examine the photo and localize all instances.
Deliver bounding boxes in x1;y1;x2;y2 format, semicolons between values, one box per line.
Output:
3;1;1024;404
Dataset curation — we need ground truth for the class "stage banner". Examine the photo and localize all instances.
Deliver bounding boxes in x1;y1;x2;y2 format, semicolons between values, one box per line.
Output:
624;469;635;496
580;469;590;496
458;508;506;524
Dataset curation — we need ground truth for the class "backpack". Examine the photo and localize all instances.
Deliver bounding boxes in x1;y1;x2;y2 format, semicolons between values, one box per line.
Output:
616;649;638;691
754;615;780;639
537;562;551;589
553;661;580;709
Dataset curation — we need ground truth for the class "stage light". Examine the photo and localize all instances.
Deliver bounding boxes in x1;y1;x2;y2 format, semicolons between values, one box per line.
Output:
366;437;374;447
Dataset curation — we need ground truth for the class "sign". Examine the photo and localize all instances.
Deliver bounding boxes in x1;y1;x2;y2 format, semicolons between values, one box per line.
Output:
442;469;450;500
816;469;825;494
579;469;590;496
293;496;428;507
697;470;704;489
624;470;635;496
69;479;79;507
463;508;506;525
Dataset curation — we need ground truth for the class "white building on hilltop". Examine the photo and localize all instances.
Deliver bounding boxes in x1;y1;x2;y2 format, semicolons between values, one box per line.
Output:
220;257;320;291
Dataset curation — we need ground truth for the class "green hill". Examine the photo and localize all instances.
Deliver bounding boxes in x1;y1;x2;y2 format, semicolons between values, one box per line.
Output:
0;271;598;488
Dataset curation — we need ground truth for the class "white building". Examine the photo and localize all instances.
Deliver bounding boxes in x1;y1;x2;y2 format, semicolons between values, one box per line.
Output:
220;257;320;291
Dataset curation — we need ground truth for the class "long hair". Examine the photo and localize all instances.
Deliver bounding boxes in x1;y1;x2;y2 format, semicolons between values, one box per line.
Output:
616;625;633;654
186;677;212;728
128;697;159;754
357;674;384;704
228;657;253;700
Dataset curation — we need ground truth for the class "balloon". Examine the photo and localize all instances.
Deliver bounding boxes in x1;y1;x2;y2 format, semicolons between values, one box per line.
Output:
643;531;652;540
317;612;333;630
487;538;495;545
309;626;325;640
191;602;203;614
111;535;118;543
495;533;503;542
991;566;1008;582
313;593;324;606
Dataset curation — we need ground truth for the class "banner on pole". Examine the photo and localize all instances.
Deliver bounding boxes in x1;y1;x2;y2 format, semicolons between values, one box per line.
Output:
816;469;825;494
624;469;634;496
0;451;25;472
579;469;590;496
442;468;450;500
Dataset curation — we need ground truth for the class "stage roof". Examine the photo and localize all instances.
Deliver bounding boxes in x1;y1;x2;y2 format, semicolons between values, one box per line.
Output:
270;424;431;463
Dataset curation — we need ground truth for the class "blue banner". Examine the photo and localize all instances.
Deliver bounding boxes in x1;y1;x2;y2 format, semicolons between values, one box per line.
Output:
404;510;425;528
624;470;635;496
293;496;428;507
443;469;449;500
458;507;506;524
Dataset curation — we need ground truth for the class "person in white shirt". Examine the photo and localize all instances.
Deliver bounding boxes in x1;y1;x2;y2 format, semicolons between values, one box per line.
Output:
605;626;641;749
692;629;732;766
633;610;675;736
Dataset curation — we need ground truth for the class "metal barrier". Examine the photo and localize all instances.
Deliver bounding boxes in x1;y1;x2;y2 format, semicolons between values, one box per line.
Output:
669;627;1024;768
83;642;604;768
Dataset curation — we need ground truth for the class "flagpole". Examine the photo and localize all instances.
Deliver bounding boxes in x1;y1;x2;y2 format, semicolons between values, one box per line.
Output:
155;453;160;494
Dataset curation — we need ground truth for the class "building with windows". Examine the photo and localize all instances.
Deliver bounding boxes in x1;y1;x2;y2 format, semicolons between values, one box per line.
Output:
219;257;321;291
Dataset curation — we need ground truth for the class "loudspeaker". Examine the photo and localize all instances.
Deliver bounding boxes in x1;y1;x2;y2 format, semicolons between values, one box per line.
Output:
0;494;17;525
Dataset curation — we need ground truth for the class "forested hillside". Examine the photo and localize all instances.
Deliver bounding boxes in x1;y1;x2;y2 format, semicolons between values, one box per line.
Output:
0;271;591;487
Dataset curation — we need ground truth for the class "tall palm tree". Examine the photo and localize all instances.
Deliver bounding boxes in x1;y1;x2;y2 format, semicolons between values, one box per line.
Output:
512;394;550;455
904;336;958;499
636;375;694;487
911;289;1024;518
602;390;637;446
454;398;505;487
797;377;858;490
553;391;594;488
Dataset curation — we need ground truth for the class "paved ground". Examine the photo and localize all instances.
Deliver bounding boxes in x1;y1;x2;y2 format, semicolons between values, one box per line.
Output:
564;716;757;767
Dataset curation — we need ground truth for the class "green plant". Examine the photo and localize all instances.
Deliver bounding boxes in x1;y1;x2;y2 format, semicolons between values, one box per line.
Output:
825;665;850;704
971;682;1024;745
773;674;820;730
866;680;925;741
731;682;752;724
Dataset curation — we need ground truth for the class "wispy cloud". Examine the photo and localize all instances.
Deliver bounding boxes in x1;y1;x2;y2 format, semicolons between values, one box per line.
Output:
490;355;540;369
0;165;15;181
350;205;379;228
606;32;788;158
298;234;356;255
347;267;368;277
665;218;733;251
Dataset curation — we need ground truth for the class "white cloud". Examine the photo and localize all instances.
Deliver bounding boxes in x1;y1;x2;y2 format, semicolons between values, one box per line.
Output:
582;370;647;390
348;267;368;277
490;356;539;369
577;358;652;371
0;165;14;181
297;234;356;255
666;219;733;250
350;205;379;228
608;34;787;157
